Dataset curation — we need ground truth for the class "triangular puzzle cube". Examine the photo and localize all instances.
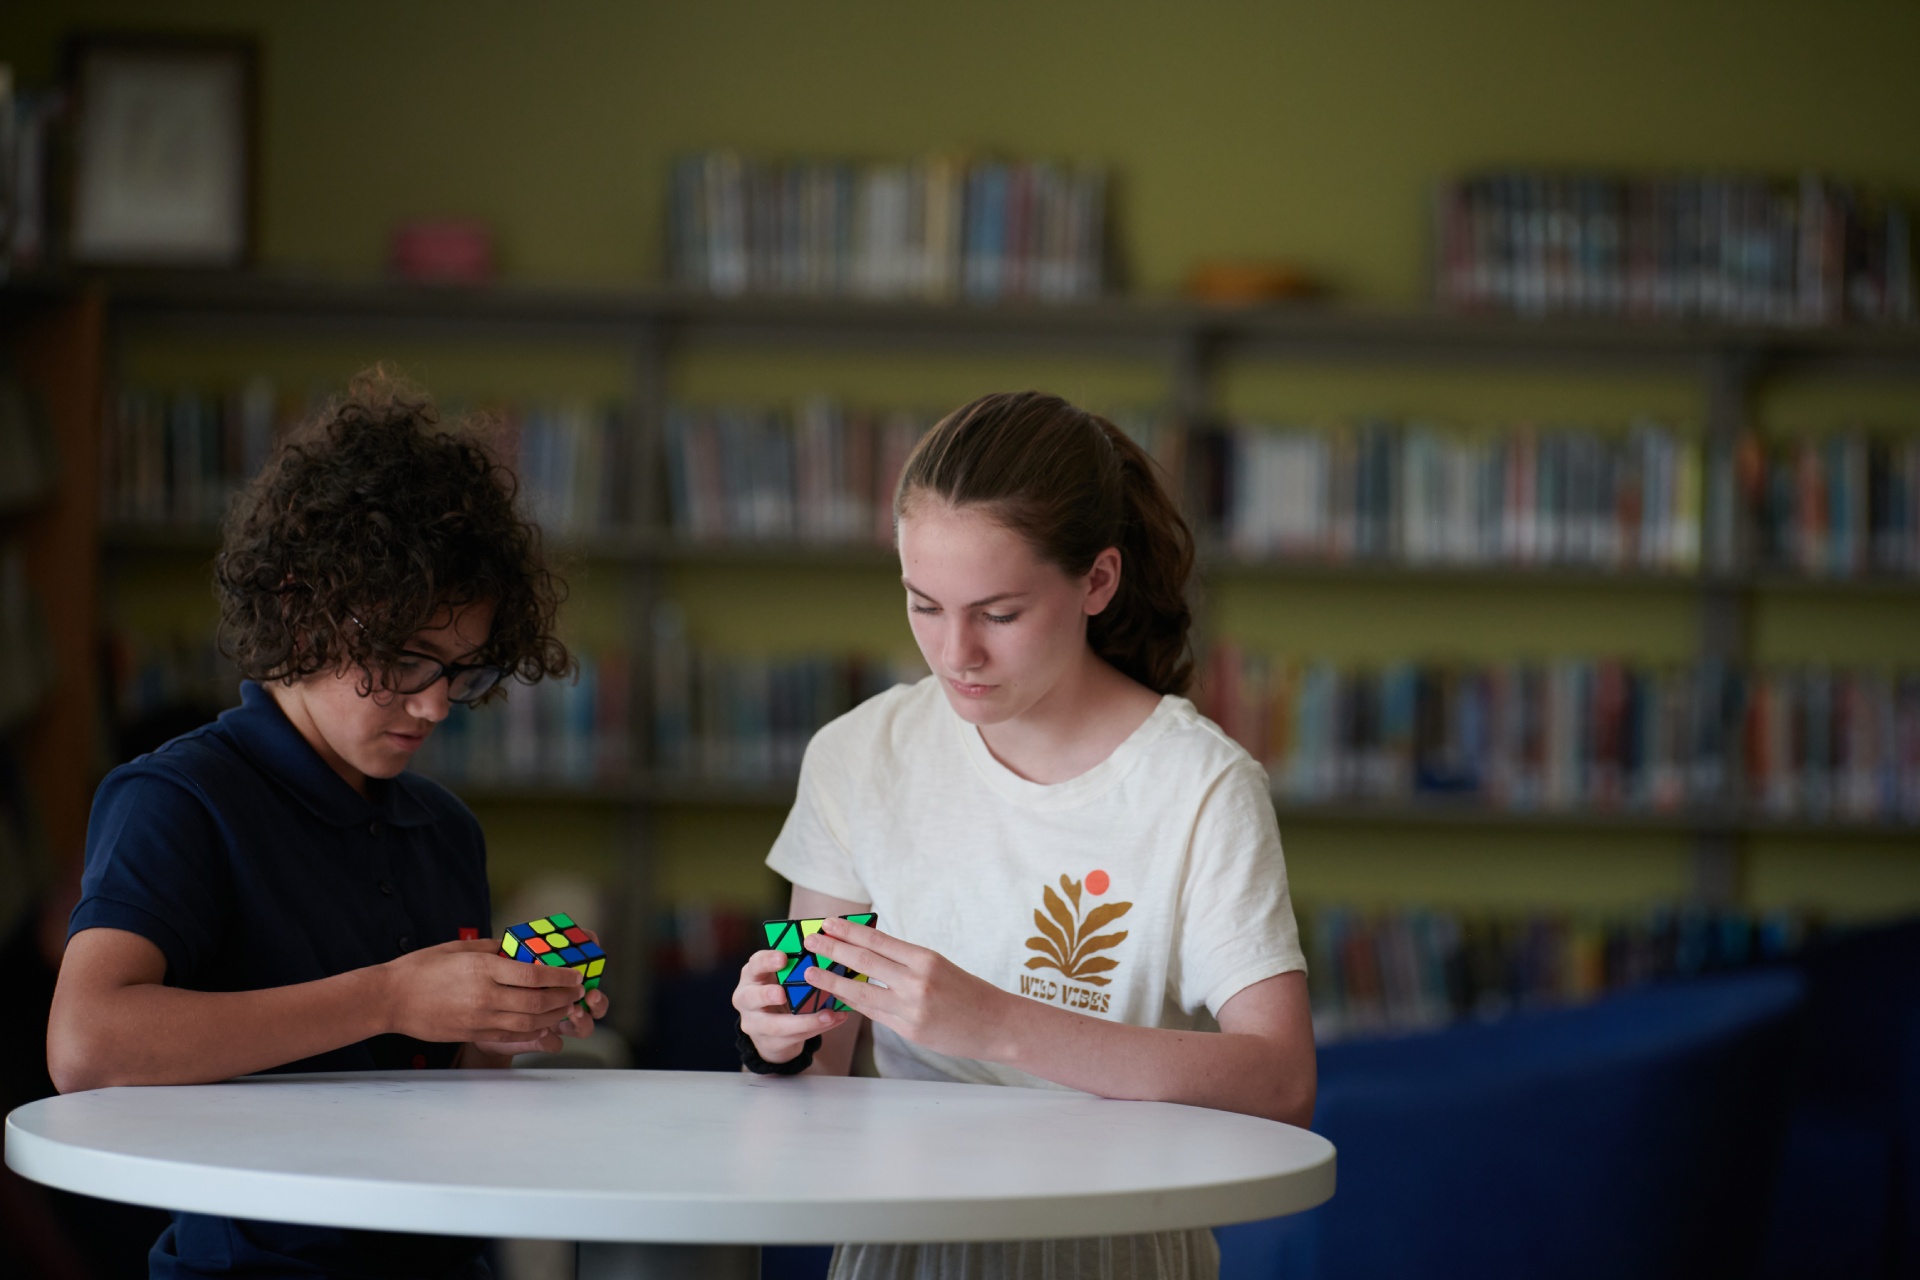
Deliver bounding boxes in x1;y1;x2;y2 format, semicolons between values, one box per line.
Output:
499;912;607;999
762;913;876;1014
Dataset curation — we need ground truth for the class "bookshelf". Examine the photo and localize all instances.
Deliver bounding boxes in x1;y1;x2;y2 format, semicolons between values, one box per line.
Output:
36;272;1920;1038
2;286;105;937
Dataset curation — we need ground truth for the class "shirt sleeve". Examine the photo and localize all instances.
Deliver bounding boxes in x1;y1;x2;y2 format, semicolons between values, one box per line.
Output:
765;728;870;904
1169;757;1307;1018
70;766;234;986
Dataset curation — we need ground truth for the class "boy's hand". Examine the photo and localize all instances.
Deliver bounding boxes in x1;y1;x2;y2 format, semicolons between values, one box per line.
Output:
733;948;849;1065
380;938;584;1051
474;982;610;1056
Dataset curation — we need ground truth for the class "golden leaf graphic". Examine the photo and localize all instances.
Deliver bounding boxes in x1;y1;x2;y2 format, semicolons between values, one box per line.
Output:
1070;930;1129;970
1022;877;1134;983
1031;910;1069;959
1024;935;1066;966
1042;885;1076;936
1078;901;1131;938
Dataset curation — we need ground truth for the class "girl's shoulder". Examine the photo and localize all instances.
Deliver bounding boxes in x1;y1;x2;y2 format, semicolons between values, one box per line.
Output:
1135;695;1267;782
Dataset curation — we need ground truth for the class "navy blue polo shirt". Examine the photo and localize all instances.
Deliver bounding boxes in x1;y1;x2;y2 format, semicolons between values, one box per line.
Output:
73;680;494;1280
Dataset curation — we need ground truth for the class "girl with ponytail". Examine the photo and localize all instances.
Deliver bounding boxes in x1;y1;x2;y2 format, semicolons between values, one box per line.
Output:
732;391;1314;1280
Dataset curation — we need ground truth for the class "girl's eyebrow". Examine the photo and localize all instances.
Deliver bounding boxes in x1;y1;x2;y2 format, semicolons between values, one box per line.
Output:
901;579;1028;609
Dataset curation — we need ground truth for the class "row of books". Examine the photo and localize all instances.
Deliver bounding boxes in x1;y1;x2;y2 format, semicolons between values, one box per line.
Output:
1202;646;1920;823
666;406;1920;580
412;651;633;787
504;404;639;537
103;633;636;788
0;74;61;277
668;151;1110;303
102;383;636;538
664;402;930;544
1181;418;1717;572
650;603;927;781
1305;903;1817;1039
104;631;236;732
1746;431;1920;577
104;382;281;527
1433;171;1915;325
103;383;1920;583
95;626;1920;828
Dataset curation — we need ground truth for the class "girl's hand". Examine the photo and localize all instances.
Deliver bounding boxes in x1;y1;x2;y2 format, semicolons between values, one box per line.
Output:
803;916;1011;1062
733;948;849;1064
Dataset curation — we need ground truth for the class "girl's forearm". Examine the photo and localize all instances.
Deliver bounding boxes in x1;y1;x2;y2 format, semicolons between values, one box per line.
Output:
49;968;393;1092
990;994;1313;1126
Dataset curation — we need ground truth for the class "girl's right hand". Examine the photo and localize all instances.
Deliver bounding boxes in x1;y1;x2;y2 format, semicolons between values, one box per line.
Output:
733;948;848;1065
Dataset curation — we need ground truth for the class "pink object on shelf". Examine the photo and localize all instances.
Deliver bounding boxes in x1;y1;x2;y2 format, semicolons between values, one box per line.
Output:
389;220;495;283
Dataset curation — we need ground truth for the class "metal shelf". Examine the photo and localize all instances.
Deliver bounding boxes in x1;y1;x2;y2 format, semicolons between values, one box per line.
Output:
97;523;1920;598
439;773;1920;838
38;272;1913;372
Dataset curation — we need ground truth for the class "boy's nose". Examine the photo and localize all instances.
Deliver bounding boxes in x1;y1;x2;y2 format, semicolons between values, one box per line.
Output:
406;679;453;723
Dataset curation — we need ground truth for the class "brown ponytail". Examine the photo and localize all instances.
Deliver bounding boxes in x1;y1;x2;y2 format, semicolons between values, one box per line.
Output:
895;391;1195;695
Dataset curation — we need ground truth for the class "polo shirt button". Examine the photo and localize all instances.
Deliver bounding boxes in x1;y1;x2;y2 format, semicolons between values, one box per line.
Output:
368;821;383;837
397;935;411;951
378;881;394;897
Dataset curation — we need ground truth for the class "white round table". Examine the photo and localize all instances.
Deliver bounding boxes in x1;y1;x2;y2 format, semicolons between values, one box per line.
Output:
6;1070;1335;1279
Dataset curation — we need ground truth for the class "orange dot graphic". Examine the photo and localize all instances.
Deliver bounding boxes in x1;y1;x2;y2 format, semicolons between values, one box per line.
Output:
1086;870;1110;895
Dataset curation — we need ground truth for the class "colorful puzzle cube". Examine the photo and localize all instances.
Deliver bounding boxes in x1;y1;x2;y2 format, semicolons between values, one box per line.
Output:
499;913;606;999
763;913;877;1014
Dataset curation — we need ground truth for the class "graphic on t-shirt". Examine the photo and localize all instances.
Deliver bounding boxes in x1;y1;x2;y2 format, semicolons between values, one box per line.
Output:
1024;870;1131;987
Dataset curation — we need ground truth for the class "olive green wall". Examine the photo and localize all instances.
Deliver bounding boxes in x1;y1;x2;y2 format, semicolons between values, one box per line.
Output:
10;0;1918;919
7;0;1917;297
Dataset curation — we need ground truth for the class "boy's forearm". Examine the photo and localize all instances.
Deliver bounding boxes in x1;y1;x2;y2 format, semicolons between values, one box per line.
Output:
50;966;394;1091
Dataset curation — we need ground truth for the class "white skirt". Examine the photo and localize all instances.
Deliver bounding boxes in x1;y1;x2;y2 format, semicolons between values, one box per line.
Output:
825;1229;1220;1280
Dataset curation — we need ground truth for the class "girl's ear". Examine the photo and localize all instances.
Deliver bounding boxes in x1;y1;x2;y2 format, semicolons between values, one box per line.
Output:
1083;547;1123;617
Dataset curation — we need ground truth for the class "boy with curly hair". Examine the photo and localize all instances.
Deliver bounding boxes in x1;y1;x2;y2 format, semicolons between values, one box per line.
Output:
48;373;600;1280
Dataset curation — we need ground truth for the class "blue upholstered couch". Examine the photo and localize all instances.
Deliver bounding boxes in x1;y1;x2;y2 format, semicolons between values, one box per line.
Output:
1757;920;1920;1279
1217;967;1808;1280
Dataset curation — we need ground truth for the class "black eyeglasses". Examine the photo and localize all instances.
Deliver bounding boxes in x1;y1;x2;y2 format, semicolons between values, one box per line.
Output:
383;650;509;705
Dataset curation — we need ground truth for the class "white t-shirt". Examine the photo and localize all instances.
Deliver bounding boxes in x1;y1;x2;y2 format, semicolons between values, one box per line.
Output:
767;674;1307;1089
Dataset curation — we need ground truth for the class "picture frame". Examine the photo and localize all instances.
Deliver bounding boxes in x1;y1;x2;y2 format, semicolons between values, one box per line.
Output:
66;32;258;268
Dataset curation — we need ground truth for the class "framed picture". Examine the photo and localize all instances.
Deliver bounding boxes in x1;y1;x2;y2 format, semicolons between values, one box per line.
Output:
67;33;258;268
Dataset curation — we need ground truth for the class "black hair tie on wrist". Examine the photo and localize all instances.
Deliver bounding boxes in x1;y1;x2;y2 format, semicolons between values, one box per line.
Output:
736;1014;821;1076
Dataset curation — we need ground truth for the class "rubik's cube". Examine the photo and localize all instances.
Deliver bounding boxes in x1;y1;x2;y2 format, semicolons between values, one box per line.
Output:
499;913;606;996
763;913;876;1014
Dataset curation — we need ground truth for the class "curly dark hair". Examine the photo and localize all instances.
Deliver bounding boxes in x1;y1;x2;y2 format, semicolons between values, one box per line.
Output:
215;369;572;700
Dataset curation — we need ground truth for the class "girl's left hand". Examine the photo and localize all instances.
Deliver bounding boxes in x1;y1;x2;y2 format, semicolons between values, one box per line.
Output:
803;916;1010;1062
